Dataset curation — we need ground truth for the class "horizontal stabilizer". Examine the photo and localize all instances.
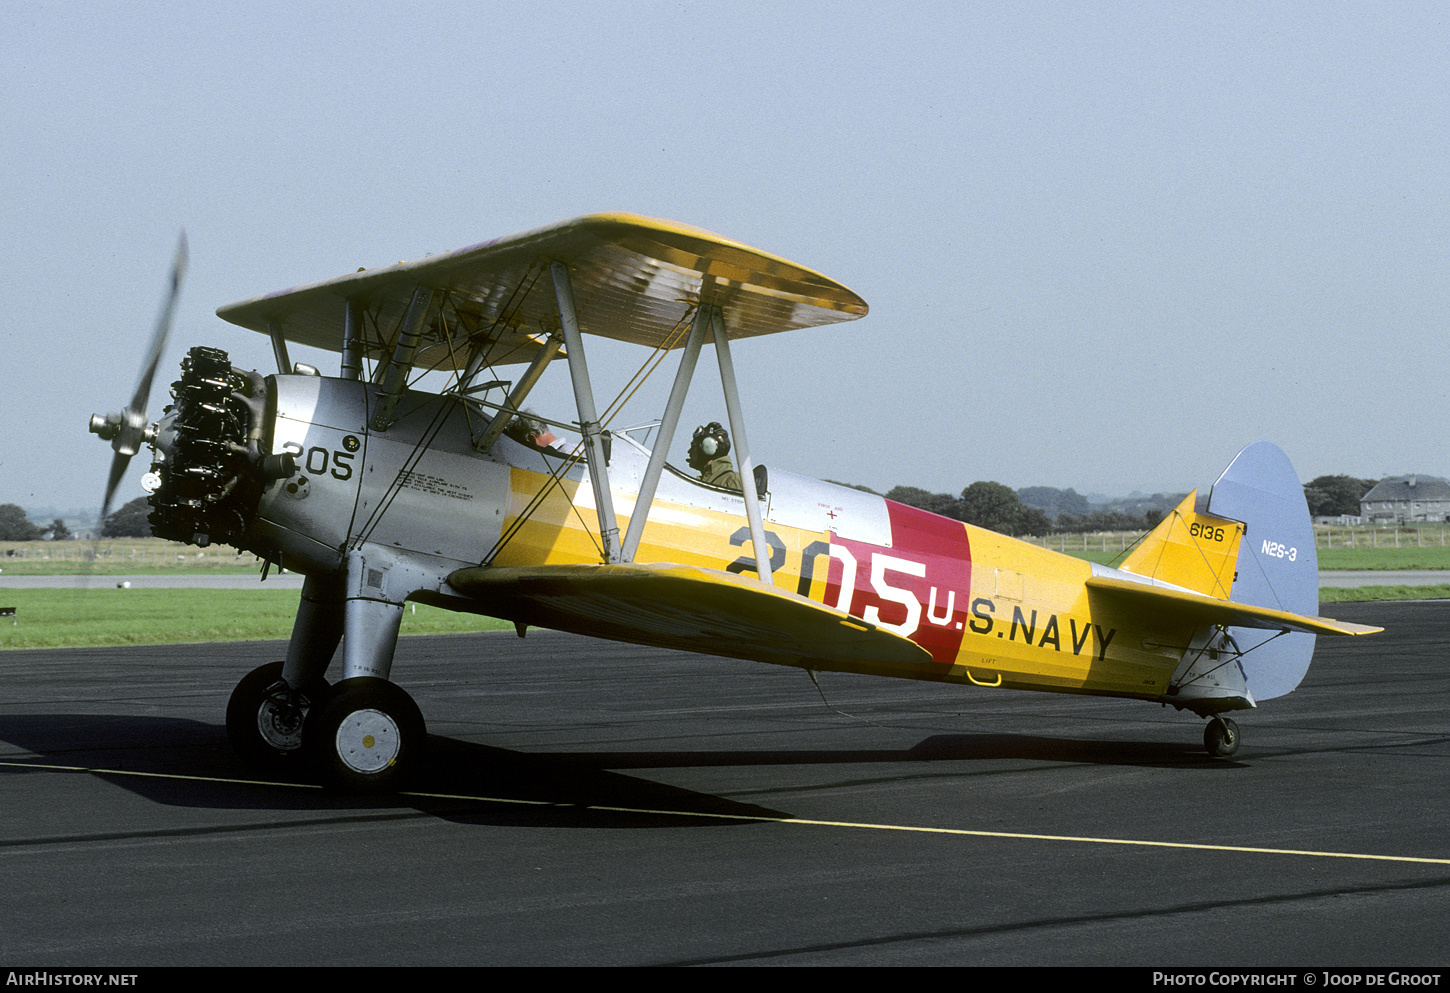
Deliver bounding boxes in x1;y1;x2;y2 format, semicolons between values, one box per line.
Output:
447;562;934;671
1086;575;1382;637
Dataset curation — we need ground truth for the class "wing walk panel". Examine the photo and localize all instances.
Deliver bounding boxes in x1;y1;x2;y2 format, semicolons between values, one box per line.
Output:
446;562;935;673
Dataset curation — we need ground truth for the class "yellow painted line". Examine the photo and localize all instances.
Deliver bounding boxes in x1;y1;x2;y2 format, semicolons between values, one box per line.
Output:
8;759;1449;867
0;759;323;790
406;788;1450;867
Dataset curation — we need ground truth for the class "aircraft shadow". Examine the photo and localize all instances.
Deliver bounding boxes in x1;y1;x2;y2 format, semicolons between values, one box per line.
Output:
492;732;1224;772
0;714;1234;831
907;732;1224;767
0;713;788;826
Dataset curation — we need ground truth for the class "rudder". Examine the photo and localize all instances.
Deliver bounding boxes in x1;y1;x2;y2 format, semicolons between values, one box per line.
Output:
1204;441;1319;700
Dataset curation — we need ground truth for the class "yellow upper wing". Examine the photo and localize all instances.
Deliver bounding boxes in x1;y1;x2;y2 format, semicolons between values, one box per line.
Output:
217;213;868;369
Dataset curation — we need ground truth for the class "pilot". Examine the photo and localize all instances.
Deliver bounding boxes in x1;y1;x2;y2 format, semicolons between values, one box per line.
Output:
687;421;742;491
506;411;558;449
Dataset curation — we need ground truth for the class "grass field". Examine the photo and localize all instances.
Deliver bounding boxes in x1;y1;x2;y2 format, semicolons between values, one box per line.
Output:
1319;585;1450;603
4;532;1447;650
0;588;512;650
0;581;1438;651
1316;546;1450;570
1050;545;1450;570
1;538;261;575
8;535;1450;575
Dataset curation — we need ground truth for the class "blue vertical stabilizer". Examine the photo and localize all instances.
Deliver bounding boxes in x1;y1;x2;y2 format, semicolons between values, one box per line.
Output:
1206;442;1319;700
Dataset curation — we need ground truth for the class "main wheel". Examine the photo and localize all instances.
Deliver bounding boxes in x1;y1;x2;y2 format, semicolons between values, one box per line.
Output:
226;661;330;772
1203;716;1241;758
305;677;426;793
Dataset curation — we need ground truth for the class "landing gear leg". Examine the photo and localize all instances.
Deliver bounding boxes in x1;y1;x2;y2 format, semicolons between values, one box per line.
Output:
303;549;425;791
280;574;344;689
1203;716;1241;758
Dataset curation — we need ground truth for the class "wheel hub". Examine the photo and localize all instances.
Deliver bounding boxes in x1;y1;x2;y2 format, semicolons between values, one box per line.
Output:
334;708;401;774
256;682;308;751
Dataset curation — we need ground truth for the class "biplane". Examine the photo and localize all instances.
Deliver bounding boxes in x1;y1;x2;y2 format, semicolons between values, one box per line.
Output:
89;214;1380;791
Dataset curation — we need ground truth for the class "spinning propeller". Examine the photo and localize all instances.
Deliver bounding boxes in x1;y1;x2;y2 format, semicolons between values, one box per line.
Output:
88;232;188;527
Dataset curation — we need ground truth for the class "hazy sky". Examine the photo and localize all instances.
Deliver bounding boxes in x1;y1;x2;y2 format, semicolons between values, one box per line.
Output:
3;1;1447;515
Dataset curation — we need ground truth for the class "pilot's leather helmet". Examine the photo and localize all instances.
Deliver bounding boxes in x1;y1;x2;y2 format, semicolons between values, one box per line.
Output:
687;421;731;471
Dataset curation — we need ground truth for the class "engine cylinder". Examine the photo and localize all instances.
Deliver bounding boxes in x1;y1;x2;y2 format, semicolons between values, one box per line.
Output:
147;346;266;548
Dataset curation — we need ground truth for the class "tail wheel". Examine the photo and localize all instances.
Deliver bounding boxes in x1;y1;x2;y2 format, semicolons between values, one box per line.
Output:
1203;716;1241;758
226;661;329;771
305;677;426;793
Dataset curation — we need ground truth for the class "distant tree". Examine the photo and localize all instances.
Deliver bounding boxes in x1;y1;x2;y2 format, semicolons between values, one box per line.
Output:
0;504;43;541
1017;486;1090;520
885;486;962;519
1303;476;1376;517
43;519;73;541
101;497;153;538
884;482;1165;536
1015;504;1052;537
825;480;882;496
959;481;1026;535
1054;509;1165;534
1096;492;1188;517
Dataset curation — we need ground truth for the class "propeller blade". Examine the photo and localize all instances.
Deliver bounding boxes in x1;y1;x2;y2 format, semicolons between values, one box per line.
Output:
99;450;131;531
129;230;188;415
95;230;188;533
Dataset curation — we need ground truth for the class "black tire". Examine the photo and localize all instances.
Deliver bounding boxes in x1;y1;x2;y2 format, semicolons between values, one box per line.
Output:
1203;716;1241;758
304;677;427;793
225;661;330;772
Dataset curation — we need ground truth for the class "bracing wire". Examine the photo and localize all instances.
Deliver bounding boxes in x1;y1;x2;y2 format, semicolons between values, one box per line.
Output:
479;305;696;566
